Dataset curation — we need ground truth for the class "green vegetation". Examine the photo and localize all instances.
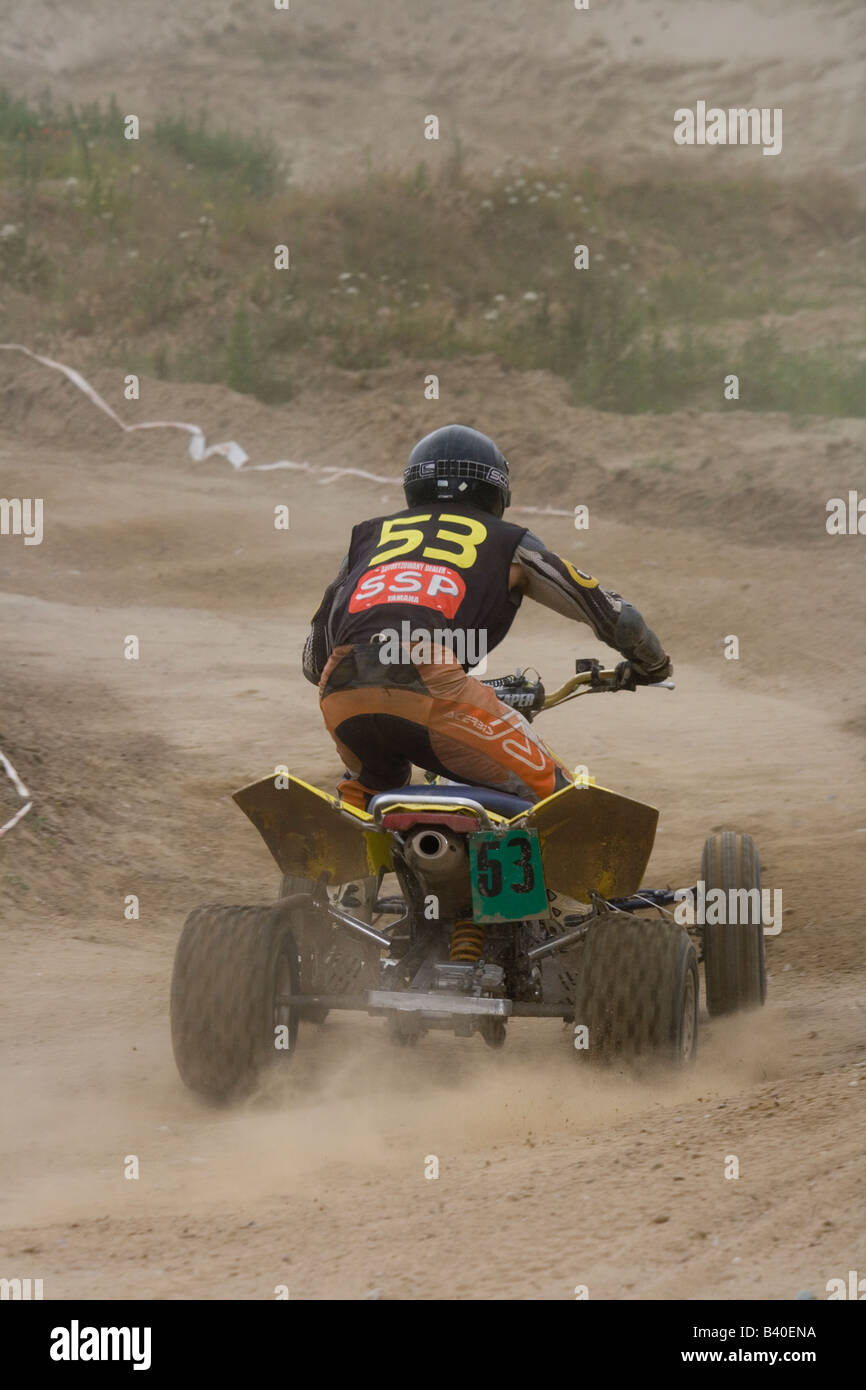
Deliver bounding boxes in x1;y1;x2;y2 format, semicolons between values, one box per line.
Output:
154;112;281;197
1;91;863;415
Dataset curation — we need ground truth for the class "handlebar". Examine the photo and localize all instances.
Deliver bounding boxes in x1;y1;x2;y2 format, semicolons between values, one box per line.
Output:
481;662;674;718
542;667;675;711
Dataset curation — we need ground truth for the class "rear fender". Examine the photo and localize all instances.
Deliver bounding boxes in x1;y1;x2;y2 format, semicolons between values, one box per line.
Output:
233;774;392;880
516;782;658;900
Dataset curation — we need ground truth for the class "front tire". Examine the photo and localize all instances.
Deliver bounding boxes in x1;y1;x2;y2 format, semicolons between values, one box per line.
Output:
701;831;766;1015
170;903;300;1103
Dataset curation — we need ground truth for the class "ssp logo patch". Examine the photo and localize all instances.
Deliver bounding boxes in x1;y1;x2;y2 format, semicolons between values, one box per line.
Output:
348;560;465;618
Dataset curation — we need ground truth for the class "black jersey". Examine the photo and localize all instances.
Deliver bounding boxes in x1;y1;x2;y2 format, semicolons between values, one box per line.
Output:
328;503;529;669
303;506;671;686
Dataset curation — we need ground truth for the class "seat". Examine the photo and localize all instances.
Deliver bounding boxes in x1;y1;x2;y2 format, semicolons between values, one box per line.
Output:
380;783;533;818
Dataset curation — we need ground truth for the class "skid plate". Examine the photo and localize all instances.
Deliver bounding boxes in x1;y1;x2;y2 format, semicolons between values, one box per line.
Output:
367;990;511;1018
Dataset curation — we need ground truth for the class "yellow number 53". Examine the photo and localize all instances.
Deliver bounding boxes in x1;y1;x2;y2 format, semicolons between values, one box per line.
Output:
370;513;488;569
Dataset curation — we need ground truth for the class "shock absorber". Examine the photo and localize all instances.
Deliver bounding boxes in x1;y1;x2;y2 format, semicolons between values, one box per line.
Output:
450;919;485;962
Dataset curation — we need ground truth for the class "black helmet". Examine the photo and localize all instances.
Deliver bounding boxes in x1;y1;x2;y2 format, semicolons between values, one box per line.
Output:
403;424;511;517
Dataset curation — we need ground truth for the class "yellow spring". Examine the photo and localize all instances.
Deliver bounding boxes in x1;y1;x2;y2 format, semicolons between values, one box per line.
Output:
450;920;485;962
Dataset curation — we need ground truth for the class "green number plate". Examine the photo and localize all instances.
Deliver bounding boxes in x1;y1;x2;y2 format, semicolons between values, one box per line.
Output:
468;828;548;923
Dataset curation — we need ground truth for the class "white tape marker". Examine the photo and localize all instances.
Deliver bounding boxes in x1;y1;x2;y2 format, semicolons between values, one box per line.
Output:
0;343;252;467
0;343;574;513
0;749;33;839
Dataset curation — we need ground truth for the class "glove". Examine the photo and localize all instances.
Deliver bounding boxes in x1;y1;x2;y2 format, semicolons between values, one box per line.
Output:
613;656;672;690
640;655;673;683
612;661;638;691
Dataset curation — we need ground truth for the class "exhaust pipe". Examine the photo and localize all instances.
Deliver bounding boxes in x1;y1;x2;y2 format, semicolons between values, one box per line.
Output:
404;827;467;879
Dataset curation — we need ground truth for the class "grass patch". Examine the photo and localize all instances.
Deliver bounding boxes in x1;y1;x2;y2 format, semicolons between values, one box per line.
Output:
1;90;863;415
737;327;866;416
154;111;282;197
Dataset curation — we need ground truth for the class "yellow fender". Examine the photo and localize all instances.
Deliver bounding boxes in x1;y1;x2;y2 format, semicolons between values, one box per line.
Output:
233;774;657;903
233;774;392;881
518;781;658;901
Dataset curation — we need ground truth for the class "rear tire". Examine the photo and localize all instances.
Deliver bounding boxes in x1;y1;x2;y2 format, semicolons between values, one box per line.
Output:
572;916;698;1067
170;903;300;1103
701;831;766;1015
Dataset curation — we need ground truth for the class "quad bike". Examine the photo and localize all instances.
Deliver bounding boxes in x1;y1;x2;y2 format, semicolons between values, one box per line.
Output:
171;660;768;1102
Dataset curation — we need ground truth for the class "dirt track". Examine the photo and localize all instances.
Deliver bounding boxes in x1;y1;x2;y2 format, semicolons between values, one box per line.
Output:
2;0;865;1302
1;354;865;1300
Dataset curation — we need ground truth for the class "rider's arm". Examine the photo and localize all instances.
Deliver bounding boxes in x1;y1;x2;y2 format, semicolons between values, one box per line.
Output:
510;532;672;679
302;554;349;685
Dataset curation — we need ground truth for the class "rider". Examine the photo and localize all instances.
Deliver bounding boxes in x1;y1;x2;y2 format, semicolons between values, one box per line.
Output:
303;424;672;810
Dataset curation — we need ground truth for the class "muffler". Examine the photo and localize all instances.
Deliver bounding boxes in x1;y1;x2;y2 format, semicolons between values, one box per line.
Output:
404;827;467;879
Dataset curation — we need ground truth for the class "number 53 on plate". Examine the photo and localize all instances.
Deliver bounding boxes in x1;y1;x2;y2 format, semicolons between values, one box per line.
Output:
468;829;549;923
